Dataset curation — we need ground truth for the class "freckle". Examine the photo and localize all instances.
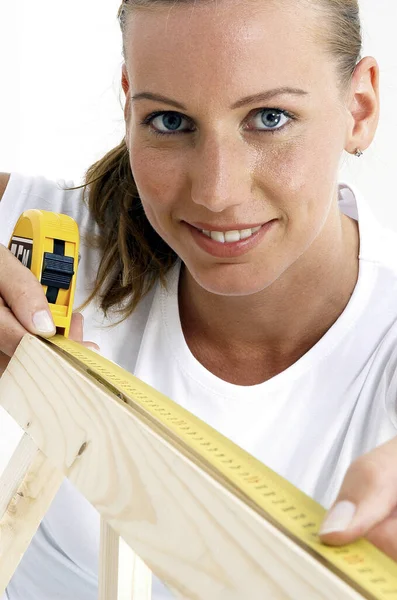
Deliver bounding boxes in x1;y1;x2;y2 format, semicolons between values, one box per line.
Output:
78;442;87;456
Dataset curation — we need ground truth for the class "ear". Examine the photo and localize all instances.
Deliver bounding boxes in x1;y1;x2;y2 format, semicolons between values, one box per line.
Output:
121;63;131;142
344;56;380;154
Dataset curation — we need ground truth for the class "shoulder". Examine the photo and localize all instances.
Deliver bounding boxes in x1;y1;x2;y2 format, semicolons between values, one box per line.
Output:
365;225;397;276
340;181;397;276
0;172;97;246
0;173;11;201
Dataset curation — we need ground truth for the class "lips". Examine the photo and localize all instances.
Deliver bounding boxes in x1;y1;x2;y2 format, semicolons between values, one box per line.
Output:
185;219;276;258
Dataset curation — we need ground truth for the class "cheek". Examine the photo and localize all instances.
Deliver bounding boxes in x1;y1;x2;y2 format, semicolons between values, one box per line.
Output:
256;130;341;191
252;127;342;220
129;147;185;219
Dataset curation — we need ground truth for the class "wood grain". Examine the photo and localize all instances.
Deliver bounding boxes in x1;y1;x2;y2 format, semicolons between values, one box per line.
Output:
119;535;152;599
0;335;365;599
0;433;64;594
99;519;119;600
99;519;152;599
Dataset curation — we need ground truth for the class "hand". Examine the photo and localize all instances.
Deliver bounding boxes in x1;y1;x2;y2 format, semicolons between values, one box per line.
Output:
68;312;100;353
0;243;100;377
319;437;397;560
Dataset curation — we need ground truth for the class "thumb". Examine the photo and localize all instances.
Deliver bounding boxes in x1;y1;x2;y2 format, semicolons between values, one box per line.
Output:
319;437;397;546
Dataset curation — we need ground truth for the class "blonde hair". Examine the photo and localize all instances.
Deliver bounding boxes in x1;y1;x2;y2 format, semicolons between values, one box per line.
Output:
78;0;362;321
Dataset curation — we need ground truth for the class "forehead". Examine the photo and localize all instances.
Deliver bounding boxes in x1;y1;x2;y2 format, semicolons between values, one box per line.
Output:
125;1;333;104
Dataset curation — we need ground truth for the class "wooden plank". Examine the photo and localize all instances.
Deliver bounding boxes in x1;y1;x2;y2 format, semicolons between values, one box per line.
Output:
0;434;36;518
129;553;152;599
99;520;152;600
0;335;365;600
0;433;64;595
99;519;119;600
119;538;152;599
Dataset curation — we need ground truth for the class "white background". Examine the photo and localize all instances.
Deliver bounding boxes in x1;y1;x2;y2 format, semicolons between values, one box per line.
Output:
0;1;397;223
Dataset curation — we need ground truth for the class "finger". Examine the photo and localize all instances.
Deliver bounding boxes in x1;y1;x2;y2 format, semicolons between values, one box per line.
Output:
69;313;84;343
68;313;100;353
0;244;55;337
319;438;397;545
365;507;397;561
0;350;10;377
82;342;101;353
0;302;30;357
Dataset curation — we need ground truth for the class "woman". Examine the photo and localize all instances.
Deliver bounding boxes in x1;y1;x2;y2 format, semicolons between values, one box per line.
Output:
1;0;397;598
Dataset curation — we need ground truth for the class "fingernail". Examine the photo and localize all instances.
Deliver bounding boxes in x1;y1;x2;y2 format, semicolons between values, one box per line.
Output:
91;347;101;354
319;501;356;535
32;310;56;334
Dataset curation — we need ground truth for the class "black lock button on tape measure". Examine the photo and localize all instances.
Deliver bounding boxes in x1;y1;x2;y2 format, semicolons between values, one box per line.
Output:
9;209;397;600
8;209;79;337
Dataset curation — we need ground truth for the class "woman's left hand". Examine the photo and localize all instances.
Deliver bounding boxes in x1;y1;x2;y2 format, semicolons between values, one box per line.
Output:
319;436;397;560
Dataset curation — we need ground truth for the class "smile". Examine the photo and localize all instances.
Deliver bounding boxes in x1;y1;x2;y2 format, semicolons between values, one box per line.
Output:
200;226;262;243
187;220;275;258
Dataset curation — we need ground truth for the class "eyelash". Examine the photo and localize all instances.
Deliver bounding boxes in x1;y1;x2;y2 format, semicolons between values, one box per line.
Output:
139;108;297;138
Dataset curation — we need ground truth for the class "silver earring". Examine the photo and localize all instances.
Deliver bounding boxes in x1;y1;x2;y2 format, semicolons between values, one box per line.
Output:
354;148;363;158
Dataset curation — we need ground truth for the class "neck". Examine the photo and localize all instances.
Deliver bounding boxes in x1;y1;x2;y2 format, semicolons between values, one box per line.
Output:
178;210;359;384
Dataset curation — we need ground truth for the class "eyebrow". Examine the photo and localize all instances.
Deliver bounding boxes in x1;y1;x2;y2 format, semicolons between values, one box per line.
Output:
131;87;309;111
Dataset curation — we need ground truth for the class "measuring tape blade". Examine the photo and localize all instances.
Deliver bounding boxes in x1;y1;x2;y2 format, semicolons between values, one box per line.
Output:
46;334;397;600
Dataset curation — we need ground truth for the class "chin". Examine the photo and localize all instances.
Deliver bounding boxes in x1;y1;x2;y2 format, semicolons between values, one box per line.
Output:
185;262;276;297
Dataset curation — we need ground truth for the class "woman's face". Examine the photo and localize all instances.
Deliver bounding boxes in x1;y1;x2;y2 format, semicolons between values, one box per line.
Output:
123;0;353;296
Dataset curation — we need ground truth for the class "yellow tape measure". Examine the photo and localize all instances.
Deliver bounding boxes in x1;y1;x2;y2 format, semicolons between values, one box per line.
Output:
8;209;79;338
10;210;397;599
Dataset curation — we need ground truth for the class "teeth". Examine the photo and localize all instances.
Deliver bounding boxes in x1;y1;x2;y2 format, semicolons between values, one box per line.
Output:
225;230;241;243
210;231;225;243
240;229;253;240
201;226;262;243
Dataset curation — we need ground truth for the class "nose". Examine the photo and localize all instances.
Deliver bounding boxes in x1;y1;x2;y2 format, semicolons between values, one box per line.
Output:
190;135;250;213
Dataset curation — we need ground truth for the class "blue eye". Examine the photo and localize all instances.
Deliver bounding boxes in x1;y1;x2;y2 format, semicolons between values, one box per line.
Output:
252;109;291;130
147;111;191;135
140;107;295;137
